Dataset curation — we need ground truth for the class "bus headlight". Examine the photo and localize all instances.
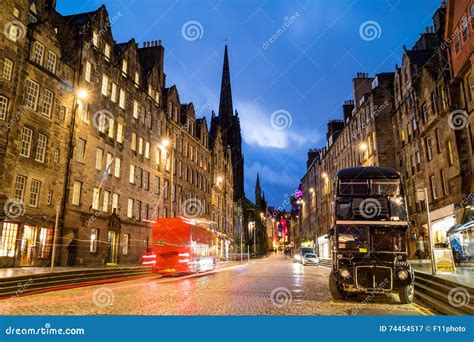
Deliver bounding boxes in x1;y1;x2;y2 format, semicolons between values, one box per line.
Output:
336;254;343;260
397;270;409;280
339;268;351;278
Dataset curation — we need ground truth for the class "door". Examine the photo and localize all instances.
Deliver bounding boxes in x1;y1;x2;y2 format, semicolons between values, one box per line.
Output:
20;225;36;266
107;231;119;264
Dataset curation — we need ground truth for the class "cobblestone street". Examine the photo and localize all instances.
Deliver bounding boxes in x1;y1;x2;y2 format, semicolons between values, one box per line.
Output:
1;254;430;315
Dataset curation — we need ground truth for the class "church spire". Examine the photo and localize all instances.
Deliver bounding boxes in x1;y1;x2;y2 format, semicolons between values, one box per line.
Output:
256;173;260;189
218;45;234;120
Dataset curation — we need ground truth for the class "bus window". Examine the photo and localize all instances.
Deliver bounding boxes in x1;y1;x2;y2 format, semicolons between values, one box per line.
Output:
371;180;400;196
339;180;369;196
371;228;406;252
337;225;368;250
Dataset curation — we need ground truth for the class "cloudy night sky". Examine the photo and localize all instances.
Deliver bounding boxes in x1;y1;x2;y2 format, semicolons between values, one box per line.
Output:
57;0;440;209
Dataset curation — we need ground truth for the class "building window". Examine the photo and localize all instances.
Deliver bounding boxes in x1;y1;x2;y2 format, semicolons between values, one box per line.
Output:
78;99;88;123
46;51;57;73
101;74;109;96
133;100;139;119
24;79;40;110
92;187;100;210
122;234;130;255
131;133;137;151
145;141;150;159
14;175;27;200
122;59;128;75
129;164;135;184
136;167;142;187
135;200;141;220
29;180;41;207
435;128;441;153
20;127;33;157
455;35;461;54
469;74;474;101
0;96;9;120
2;58;13;80
103;190;110;213
90;229;98;253
58;105;66;121
155;176;161;194
431;92;439;115
138;137;143;155
104;43;111;61
114;157;121;178
119;89;126;109
85;61;92;82
31;41;44;65
112;193;119;213
108;118;114;138
35;133;47;162
40;89;54;117
95;148;103;170
426;137;432;161
447;140;454;166
461;15;469;41
422;103;428;123
430;175;438;201
106;153;113;174
155;146;161;165
72;181;82;206
75;138;86;162
0;222;19;257
164;180;169;199
127;198;134;218
38;228;53;258
117;122;124;143
92;31;99;48
441;169;449;196
134;72;139;87
143;203;149;220
47;190;53;206
143;171;149;190
110;83;117;103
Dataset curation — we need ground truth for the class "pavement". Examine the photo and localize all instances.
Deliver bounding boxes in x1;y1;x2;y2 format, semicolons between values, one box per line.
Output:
409;259;474;290
0;253;432;315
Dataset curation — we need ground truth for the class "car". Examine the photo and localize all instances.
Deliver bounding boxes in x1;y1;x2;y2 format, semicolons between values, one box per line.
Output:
293;247;314;263
302;253;320;266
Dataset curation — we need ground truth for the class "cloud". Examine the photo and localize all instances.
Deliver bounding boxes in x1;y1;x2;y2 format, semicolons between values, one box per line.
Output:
236;101;318;149
246;161;300;188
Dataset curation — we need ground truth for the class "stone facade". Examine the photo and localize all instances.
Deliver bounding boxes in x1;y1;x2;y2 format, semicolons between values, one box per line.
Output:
0;1;235;267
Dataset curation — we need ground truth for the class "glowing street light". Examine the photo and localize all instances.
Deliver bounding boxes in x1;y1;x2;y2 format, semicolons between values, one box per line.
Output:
161;138;170;148
359;142;368;151
309;187;314;193
76;89;88;100
322;172;328;179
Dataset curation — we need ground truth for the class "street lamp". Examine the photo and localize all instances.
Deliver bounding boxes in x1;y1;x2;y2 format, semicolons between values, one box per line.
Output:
322;172;328;179
359;142;368;151
77;89;88;100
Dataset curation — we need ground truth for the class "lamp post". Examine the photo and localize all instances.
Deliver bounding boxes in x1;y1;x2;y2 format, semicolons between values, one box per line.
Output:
55;87;88;270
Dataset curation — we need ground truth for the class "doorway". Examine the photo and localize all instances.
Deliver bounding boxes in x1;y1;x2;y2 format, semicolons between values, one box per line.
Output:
20;225;36;266
107;231;119;264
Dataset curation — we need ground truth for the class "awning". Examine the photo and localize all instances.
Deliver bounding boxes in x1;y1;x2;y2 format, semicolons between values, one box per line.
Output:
447;220;474;236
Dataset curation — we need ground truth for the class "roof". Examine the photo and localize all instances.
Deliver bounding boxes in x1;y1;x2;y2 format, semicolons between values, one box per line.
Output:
335;167;400;179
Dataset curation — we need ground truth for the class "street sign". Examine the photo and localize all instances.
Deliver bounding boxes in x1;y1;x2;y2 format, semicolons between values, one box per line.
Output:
416;189;425;202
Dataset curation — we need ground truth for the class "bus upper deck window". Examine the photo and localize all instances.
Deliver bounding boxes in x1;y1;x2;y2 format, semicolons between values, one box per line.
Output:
371;180;400;196
339;180;369;196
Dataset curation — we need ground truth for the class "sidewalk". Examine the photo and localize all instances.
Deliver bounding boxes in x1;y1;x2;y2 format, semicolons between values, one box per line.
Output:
0;265;147;279
409;259;474;290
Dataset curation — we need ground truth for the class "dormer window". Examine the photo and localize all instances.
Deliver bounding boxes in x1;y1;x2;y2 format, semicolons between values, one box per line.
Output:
104;43;111;61
122;59;128;76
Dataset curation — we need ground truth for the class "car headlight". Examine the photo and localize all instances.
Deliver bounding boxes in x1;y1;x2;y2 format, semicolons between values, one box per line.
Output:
339;268;351;278
397;270;409;280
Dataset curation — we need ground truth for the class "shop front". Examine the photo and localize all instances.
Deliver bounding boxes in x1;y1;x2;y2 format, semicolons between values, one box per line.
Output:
429;204;456;273
317;234;330;259
0;220;53;268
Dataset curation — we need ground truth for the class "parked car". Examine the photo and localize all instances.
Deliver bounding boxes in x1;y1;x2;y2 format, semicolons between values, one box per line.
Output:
293;247;314;263
302;253;320;266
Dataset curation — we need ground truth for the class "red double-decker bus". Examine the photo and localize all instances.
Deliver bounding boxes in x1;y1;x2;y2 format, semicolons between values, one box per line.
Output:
142;217;218;274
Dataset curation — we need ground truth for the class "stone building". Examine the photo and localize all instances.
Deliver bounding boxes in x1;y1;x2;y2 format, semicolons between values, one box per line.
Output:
0;0;74;267
298;71;397;259
0;1;235;267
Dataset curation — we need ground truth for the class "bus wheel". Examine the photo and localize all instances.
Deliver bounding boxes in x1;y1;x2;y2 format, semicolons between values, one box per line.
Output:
398;284;414;304
329;271;347;300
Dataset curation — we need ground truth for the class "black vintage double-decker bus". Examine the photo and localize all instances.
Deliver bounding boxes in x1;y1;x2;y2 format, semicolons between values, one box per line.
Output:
329;167;414;303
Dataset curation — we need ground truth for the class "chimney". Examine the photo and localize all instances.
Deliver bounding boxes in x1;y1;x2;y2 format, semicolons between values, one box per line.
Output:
353;73;373;111
343;100;355;123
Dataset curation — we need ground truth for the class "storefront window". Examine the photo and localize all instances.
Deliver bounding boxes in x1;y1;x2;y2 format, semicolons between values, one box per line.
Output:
122;233;129;255
90;229;98;253
38;227;53;258
0;222;19;257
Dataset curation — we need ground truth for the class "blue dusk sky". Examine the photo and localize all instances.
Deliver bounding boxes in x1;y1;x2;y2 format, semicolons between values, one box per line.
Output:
57;0;441;209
